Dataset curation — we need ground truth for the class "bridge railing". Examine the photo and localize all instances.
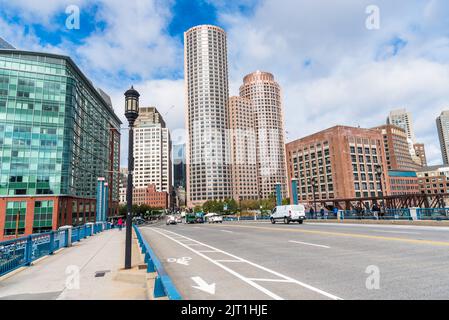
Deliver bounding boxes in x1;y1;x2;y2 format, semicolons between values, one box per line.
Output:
133;225;182;300
0;222;111;277
417;208;449;220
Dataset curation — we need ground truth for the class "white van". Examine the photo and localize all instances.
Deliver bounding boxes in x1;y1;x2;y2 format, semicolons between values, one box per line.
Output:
270;205;306;224
205;213;223;223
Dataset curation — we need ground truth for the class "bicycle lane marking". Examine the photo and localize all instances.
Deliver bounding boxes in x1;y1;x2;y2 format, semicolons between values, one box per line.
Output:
152;228;343;300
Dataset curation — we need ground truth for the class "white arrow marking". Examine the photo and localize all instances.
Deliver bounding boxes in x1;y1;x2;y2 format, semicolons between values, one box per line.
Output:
191;276;216;295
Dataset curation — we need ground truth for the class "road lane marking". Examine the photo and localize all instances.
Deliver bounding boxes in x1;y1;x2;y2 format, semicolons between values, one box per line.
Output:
248;279;294;283
220;230;234;233
191;276;216;295
218;224;449;247
370;230;421;235
151;229;283;300
152;228;343;300
289;240;330;249
198;250;220;253
215;260;245;263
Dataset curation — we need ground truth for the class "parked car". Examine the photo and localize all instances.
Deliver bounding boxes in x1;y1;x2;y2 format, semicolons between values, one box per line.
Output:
132;217;146;225
166;215;177;225
270;205;306;224
205;213;223;223
176;216;182;224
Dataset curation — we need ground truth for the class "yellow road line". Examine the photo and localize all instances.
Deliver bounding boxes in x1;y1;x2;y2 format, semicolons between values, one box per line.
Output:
216;224;449;247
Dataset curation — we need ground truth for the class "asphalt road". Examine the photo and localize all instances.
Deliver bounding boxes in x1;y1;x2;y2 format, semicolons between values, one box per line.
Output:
139;221;449;300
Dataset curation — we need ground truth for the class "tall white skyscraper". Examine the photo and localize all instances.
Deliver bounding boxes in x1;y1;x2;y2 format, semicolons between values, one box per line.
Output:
387;109;416;143
387;108;424;167
437;111;449;165
133;107;172;195
184;25;232;207
239;71;288;198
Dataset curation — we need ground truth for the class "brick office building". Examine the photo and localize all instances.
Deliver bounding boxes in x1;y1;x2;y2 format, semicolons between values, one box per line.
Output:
372;125;421;171
286;126;390;204
133;184;168;209
388;171;419;195
417;165;449;195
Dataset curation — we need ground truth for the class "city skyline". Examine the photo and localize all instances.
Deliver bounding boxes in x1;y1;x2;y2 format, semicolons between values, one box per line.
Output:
1;1;449;167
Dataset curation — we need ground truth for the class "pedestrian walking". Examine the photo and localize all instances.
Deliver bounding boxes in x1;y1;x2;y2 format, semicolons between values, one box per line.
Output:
320;207;325;220
309;207;315;219
117;217;123;231
333;207;338;218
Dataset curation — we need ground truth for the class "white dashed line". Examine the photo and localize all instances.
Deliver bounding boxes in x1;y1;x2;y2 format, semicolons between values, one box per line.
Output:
288;240;331;249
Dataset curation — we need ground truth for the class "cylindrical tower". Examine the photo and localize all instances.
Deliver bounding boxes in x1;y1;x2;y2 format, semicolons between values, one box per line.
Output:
239;71;288;199
184;25;232;207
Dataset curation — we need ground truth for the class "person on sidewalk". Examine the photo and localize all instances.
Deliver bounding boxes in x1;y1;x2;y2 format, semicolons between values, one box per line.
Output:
117;217;123;231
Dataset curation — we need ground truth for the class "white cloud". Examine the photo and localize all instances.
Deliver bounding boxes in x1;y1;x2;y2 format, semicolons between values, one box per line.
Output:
75;0;180;80
220;0;449;165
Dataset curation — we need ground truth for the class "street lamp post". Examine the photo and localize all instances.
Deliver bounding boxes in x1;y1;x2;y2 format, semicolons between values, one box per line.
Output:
311;177;317;215
124;86;140;269
375;165;385;218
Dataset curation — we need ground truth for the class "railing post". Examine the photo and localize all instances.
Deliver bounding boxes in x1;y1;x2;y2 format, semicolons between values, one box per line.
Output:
154;276;165;298
49;232;55;255
25;235;33;266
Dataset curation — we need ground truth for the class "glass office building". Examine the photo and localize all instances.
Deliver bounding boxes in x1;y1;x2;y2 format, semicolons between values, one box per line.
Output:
0;49;121;239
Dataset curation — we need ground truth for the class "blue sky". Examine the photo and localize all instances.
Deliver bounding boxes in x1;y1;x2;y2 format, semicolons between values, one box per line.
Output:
1;0;449;166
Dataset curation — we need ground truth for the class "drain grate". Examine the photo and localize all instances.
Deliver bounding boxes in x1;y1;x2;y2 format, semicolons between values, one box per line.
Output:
94;270;111;278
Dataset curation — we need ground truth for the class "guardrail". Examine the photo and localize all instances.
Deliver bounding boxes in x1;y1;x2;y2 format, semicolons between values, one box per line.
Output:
0;222;111;277
133;225;182;300
223;208;449;222
417;208;449;220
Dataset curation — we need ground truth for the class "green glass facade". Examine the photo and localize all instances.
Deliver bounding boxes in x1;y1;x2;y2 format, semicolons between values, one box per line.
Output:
0;50;121;238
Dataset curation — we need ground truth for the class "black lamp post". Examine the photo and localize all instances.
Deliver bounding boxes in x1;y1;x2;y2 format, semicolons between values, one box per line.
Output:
375;165;384;217
124;86;140;269
311;177;317;215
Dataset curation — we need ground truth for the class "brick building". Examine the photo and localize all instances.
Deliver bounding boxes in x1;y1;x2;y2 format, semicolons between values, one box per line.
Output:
417;165;449;195
372;125;420;171
133;184;168;209
388;171;419;195
286;126;390;204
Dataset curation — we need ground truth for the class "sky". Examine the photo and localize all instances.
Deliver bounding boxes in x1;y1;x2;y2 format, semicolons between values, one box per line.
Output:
1;0;449;166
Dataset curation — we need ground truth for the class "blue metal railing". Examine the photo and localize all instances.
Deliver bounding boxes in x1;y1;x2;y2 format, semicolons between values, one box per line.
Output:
417;208;449;220
133;225;182;300
0;222;111;277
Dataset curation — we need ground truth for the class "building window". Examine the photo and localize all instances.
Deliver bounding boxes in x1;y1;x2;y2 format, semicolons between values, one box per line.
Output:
33;200;54;233
4;201;27;236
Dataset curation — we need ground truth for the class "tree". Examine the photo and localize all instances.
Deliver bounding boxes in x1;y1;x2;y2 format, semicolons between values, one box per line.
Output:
118;204;127;216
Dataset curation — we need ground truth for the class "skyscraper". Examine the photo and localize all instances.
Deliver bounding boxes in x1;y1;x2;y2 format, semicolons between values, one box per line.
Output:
239;71;288;199
173;143;186;188
184;25;232;207
229;96;259;200
387;109;416;143
133;107;172;196
387;108;424;168
436;111;449;165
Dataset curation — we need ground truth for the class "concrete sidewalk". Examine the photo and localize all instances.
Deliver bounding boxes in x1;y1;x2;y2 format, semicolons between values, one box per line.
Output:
0;228;150;300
